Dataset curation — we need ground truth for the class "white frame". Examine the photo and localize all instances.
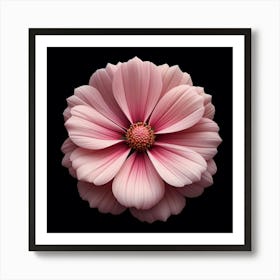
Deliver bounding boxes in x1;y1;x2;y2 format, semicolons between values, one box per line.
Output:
31;30;249;249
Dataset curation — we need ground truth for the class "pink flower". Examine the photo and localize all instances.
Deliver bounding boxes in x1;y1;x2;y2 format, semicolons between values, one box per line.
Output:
61;57;222;223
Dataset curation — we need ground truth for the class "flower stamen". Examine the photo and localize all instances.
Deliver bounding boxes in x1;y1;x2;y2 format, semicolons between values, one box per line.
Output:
125;122;155;152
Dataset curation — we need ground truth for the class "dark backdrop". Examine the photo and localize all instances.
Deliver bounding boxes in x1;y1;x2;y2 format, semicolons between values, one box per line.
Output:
47;47;232;233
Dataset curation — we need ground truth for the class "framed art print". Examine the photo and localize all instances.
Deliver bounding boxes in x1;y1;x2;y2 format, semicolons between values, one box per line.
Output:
29;28;251;251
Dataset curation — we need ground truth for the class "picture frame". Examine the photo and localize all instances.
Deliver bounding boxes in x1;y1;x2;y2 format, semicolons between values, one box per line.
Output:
29;28;251;251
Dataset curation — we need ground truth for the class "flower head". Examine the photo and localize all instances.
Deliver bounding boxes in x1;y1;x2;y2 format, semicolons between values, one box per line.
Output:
61;57;222;223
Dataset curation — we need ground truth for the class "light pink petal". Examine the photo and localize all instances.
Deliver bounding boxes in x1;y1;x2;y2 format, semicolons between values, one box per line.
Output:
66;86;92;107
195;87;215;119
130;186;186;223
61;138;77;178
147;144;207;187
195;159;217;188
149;85;204;134
63;86;92;122
178;159;217;198
78;181;126;215
156;118;222;160
207;159;217;175
63;107;71;121
88;64;130;128
61;137;76;154
65;85;128;128
61;152;72;169
70;143;130;185
112;152;165;210
203;95;215;119
177;185;205;198
158;64;192;97
68;167;77;178
112;57;162;123
62;152;77;178
103;63;121;78
65;105;124;150
89;63;119;94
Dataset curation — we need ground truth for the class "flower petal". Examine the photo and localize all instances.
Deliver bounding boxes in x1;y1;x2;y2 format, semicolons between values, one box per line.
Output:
195;87;215;119
112;57;162;123
177;185;204;198
112;152;165;210
65;105;124;150
63;107;71;121
156;118;222;160
88;64;129;128
77;181;126;215
207;159;217;175
130;186;186;223
177;159;217;198
158;64;192;97
147;144;207;187
65;85;128;128
70;143;130;185
61;137;76;154
149;85;204;134
61;138;77;178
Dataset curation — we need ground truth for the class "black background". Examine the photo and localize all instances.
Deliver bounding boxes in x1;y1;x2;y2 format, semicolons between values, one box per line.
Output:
47;47;232;233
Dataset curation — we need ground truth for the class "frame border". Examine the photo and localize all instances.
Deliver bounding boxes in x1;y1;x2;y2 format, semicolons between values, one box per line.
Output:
29;28;251;251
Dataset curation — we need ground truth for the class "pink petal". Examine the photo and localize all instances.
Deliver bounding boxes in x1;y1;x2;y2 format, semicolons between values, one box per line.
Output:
178;159;217;198
63;107;71;121
158;64;192;97
103;63;121;78
147;144;207;187
112;152;165;210
68;167;77;178
130;186;186;223
61;152;72;169
156;118;222;160
65;85;128;128
195;159;217;187
61;137;76;154
65;105;124;150
207;159;217;175
204;103;215;119
177;185;205;198
195;87;215;119
70;143;130;185
88;64;130;128
77;181;126;215
112;57;162;123
61;138;77;178
149;85;204;134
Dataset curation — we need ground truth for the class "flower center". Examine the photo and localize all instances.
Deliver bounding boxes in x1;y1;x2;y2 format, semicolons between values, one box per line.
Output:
125;122;155;152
